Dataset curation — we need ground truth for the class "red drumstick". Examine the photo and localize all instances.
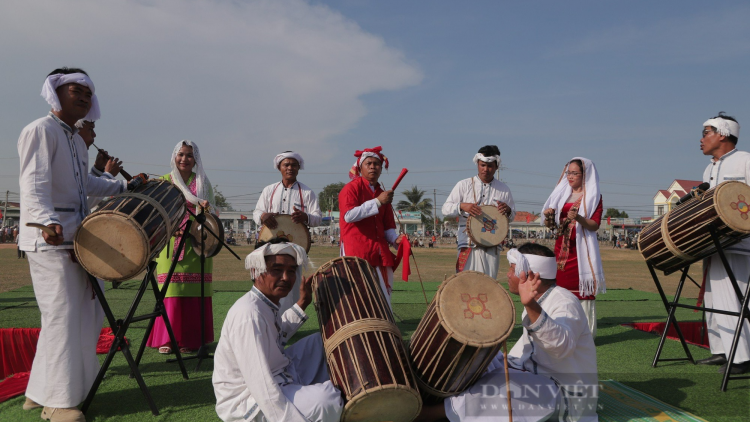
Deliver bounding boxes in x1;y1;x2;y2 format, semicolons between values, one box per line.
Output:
391;168;409;191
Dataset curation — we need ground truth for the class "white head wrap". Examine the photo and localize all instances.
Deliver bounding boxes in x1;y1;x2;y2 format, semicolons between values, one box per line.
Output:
41;73;101;121
703;118;740;139
541;157;605;296
472;153;501;166
245;242;310;280
506;248;557;279
274;152;305;170
170;140;216;213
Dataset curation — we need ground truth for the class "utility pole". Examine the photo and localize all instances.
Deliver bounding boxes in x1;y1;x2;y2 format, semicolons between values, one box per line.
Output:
2;191;8;228
433;189;438;236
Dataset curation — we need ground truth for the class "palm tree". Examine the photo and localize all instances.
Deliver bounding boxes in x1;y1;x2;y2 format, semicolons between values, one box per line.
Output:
396;186;433;230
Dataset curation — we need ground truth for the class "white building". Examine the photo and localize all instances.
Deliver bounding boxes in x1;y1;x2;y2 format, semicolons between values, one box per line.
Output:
653;179;702;217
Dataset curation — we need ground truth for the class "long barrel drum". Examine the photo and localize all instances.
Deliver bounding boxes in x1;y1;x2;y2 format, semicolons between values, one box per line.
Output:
638;181;750;274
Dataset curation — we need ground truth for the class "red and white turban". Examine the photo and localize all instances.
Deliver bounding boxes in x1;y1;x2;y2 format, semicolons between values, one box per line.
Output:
349;146;389;180
274;151;305;170
41;73;101;121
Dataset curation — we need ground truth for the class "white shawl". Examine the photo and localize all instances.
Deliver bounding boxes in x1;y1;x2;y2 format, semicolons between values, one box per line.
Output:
541;157;605;296
170;140;217;213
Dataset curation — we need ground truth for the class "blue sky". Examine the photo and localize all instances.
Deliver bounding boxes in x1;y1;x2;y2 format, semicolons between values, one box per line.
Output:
2;0;749;218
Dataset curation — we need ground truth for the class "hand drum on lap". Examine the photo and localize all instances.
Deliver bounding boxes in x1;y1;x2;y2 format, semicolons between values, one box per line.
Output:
409;271;515;403
74;180;186;282
258;214;311;252
639;181;750;274
466;205;509;248
312;257;422;422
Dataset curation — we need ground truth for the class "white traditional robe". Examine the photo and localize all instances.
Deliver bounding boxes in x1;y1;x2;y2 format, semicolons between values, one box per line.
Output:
253;180;322;314
213;287;342;422
341;186;399;306
87;165;117;211
507;286;598;422
253;181;322;227
442;176;516;279
702;148;750;363
18;113;126;407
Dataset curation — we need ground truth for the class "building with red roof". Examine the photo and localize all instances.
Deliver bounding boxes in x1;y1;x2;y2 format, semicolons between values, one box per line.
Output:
653;179;702;217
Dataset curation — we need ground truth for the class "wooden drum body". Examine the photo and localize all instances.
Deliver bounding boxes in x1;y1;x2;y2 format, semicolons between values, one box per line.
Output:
638;181;750;274
258;215;311;252
466;205;509;248
74;180;186;282
312;257;421;422
409;270;515;403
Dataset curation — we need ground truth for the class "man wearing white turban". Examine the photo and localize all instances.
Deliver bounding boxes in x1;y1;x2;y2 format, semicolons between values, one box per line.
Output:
442;145;515;279
696;112;750;374
18;67;143;421
213;239;343;422
416;243;597;422
253;151;322;315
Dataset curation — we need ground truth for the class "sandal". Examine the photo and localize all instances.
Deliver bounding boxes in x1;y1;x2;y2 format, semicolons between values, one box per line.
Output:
158;346;172;354
179;347;195;354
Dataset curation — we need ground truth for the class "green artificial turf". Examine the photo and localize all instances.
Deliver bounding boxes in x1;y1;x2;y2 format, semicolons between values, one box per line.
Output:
1;281;748;421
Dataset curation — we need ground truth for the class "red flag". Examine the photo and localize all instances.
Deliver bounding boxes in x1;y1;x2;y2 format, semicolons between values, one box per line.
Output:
240;215;247;220
526;214;531;223
607;216;611;225
394;239;412;281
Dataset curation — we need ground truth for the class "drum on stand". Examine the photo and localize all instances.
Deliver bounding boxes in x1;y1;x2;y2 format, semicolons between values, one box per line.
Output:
312;257;422;422
74;180;186;282
190;212;224;258
258;214;311;252
638;181;750;274
408;270;515;403
466;205;509;247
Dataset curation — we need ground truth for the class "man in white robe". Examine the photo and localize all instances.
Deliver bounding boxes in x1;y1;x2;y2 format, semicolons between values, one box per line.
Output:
696;113;750;374
416;243;597;422
213;240;342;422
253;151;322;314
18;68;143;422
442;145;515;279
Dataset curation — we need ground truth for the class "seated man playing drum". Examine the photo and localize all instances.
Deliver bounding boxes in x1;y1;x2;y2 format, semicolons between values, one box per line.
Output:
212;239;343;422
442;145;515;279
417;243;598;422
253;151;322;315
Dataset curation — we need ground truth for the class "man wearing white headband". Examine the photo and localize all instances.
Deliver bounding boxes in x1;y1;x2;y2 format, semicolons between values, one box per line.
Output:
17;67;145;421
442;145;515;279
417;243;596;422
213;239;342;422
696;112;750;374
253;151;322;316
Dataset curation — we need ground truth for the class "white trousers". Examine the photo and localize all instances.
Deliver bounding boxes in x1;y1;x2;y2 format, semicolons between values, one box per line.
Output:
445;368;560;422
26;250;104;408
705;254;750;363
580;300;597;339
255;334;343;422
464;247;500;279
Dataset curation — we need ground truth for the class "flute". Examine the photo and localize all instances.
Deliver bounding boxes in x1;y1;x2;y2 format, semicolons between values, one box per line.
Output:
92;143;133;180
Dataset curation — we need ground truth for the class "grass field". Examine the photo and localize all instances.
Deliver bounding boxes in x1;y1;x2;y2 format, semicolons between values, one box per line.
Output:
0;244;748;421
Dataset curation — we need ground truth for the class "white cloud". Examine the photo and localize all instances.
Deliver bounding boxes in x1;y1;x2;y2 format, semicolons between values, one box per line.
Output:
0;0;422;170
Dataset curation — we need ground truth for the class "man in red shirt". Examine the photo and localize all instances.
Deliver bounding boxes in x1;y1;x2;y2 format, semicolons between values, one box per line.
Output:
338;146;405;305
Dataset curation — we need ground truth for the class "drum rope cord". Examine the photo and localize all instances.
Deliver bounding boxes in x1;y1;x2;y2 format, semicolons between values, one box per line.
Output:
118;191;174;239
659;209;695;262
323;318;402;358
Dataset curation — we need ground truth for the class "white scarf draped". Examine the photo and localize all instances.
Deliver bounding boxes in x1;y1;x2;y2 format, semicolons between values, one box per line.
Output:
541;157;605;296
245;242;310;280
170;140;216;212
41;73;101;121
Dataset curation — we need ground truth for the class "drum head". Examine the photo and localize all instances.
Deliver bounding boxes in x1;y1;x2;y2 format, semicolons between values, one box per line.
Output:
258;215;311;252
74;214;149;282
343;385;422;422
715;181;750;234
437;271;515;347
467;205;509;248
190;213;224;258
